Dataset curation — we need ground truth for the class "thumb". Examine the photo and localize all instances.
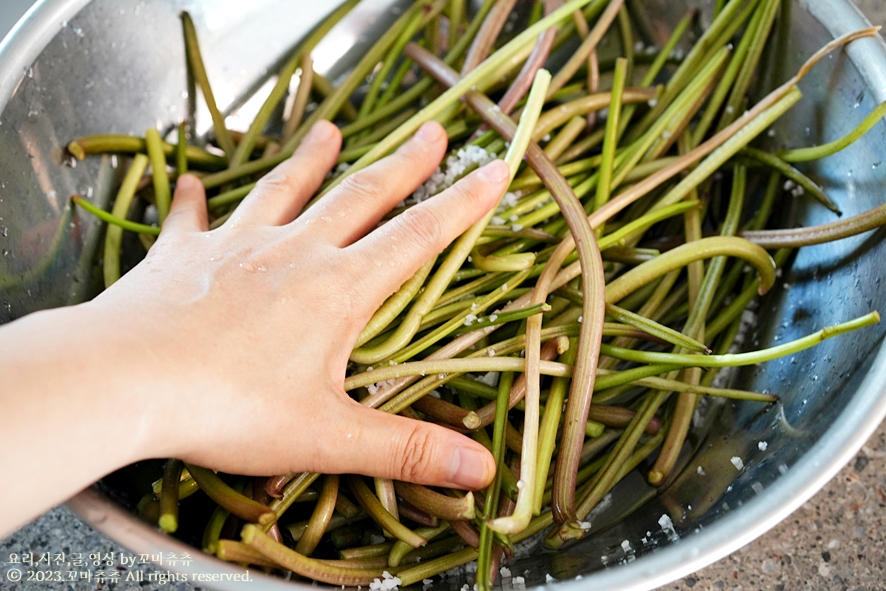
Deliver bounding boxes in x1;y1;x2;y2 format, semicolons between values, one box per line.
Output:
325;402;495;490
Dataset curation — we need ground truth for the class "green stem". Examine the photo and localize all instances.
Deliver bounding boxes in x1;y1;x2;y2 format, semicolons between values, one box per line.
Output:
534;338;577;514
593;57;627;226
185;464;275;525
295;475;340;556
394;482;475;521
600;312;879;367
388;523;450;568
73;195;160;237
284;55;314;142
741;146;840;214
347;357;572;394
158;459;183;533
215;540;279;568
145;128;171;223
103;154;149;287
242;525;385;586
355;259;435;348
181;12;235;158
778;100;886;162
327;0;596;193
347;476;428;548
67;134;225;169
716;0;780;132
742;202;886;248
605;303;709;353
232;0;359;165
176;122;188;176
604;236;777;305
201;479;245;554
546;0;624;98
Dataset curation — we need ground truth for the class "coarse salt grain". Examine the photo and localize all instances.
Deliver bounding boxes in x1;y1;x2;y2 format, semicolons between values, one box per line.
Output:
478;371;499;386
500;567;511;578
545;574;556;583
697;465;706;476
731;456;744;470
411;145;495;203
658;514;674;531
511;224;524;232
758;441;768;451
369;571;401;591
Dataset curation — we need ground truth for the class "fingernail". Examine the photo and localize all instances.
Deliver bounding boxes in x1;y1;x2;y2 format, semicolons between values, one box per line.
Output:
416;121;443;143
478;159;510;184
175;173;201;193
448;447;492;490
309;120;336;142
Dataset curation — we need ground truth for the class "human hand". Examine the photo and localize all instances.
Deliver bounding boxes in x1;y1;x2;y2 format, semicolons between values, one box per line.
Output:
88;120;508;490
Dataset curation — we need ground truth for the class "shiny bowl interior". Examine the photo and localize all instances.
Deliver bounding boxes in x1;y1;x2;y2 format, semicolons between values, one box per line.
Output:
2;0;886;589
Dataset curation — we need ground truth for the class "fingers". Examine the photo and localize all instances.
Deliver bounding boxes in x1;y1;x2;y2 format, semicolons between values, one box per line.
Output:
349;159;509;302
298;121;449;247
228;121;341;226
320;402;495;490
162;174;209;233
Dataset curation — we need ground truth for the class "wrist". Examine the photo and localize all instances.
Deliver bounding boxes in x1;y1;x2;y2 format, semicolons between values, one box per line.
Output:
0;302;166;534
12;302;160;467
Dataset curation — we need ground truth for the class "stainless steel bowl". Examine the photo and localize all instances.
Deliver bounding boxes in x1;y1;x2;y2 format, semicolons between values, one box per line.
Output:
2;1;886;589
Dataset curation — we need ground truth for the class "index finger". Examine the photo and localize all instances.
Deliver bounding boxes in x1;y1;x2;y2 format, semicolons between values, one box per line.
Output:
347;159;509;302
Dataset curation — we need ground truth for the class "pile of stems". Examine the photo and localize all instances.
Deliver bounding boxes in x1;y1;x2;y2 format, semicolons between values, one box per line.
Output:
68;0;886;588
